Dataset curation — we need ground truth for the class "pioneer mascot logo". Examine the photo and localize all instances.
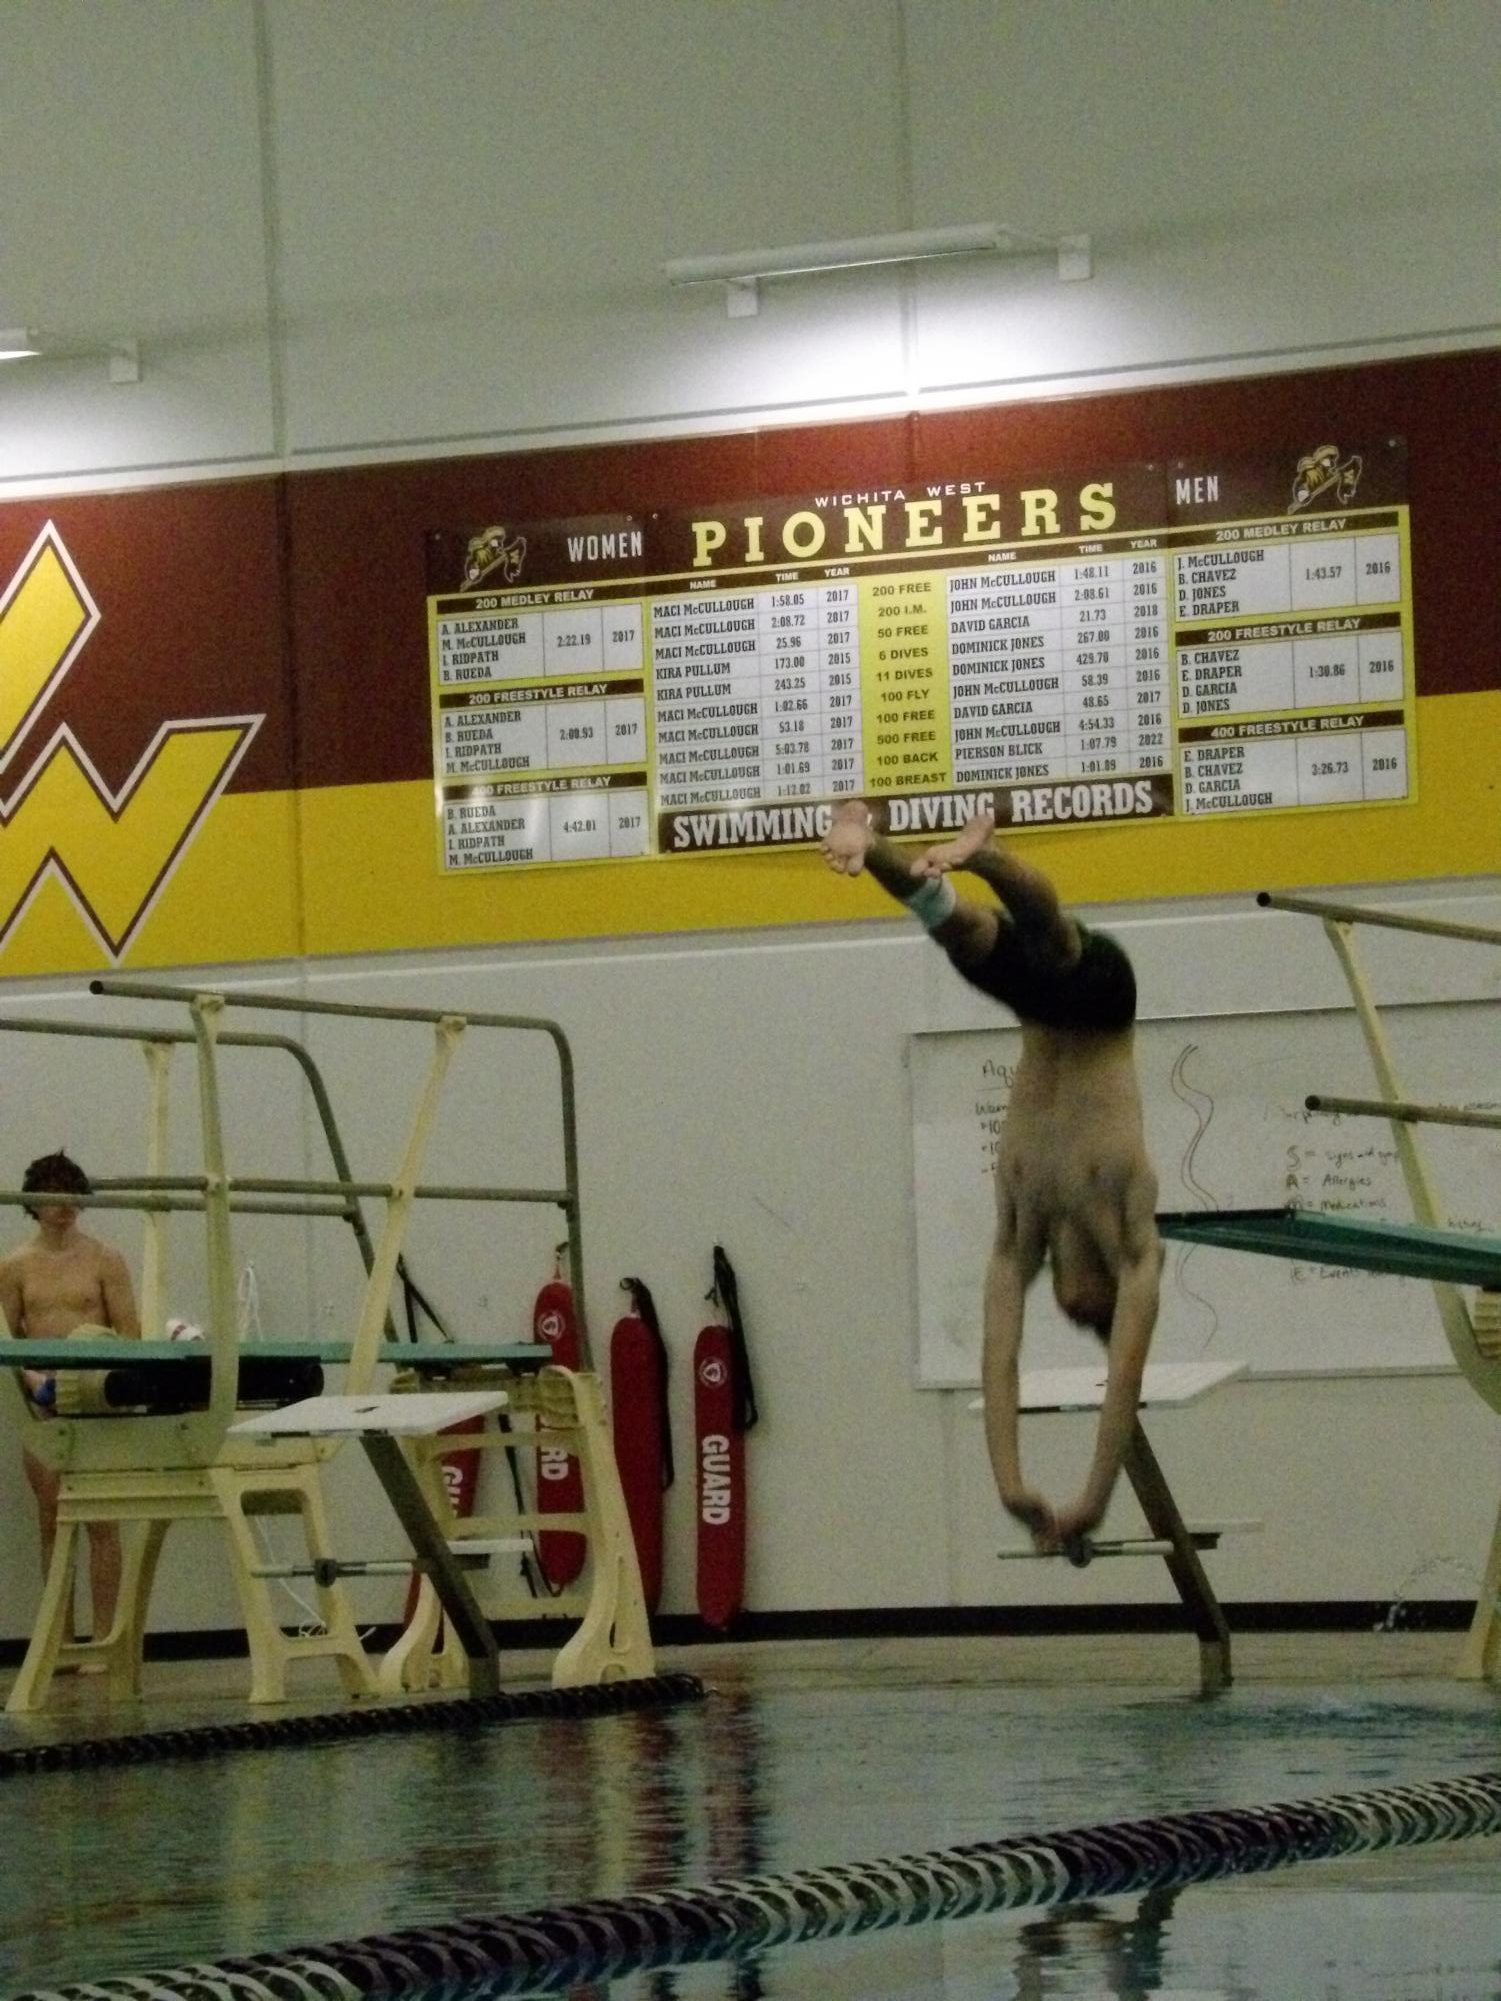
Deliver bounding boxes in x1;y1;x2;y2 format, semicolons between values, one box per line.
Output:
462;525;527;588
1290;445;1362;514
0;523;260;961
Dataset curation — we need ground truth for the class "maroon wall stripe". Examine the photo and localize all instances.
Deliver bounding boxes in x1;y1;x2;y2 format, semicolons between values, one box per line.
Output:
0;354;1493;800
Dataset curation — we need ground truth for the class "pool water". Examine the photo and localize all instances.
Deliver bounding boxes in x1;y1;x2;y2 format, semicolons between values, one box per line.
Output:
2;1655;1499;1998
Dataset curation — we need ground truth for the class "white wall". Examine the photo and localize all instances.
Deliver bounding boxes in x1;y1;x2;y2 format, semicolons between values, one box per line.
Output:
0;0;1499;1639
0;0;274;482
4;881;1500;1639
904;0;1501;397
2;0;1496;489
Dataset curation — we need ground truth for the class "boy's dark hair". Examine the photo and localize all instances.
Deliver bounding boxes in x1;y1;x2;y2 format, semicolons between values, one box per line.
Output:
22;1150;92;1217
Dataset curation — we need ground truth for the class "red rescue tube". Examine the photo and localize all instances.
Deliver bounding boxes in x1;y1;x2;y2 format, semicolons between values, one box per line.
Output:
694;1247;757;1633
610;1278;672;1613
533;1263;586;1588
694;1320;744;1632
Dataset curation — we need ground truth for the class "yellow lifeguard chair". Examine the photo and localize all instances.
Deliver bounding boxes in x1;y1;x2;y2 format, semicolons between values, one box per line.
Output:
1;981;653;1710
0;995;377;1710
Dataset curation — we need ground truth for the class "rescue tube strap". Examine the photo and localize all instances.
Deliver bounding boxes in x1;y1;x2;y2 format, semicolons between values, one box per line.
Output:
711;1245;758;1434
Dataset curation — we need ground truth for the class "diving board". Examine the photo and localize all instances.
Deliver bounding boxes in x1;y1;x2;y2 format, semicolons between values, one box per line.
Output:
1250;891;1501;1681
1011;1359;1247;1413
1156;1200;1501;1681
0;1338;548;1426
1157;1208;1501;1289
0;1338;547;1368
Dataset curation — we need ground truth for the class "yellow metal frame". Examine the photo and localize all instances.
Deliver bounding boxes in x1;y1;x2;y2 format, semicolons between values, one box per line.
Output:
2;980;650;1710
380;1364;653;1694
1262;891;1501;1678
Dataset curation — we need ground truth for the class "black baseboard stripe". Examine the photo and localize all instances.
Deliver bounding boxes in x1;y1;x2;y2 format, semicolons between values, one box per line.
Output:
0;1599;1474;1672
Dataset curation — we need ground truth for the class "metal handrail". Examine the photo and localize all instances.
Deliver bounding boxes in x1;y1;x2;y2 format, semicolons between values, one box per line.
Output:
0;1188;355;1218
1306;1093;1501;1132
89;977;587;1355
1257;891;1501;947
0;1014;381;1283
94;1174;572;1204
89;977;577;1037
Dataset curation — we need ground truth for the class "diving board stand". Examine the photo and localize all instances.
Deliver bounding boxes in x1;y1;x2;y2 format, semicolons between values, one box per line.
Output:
1161;1199;1501;1679
981;1358;1250;1694
1252;889;1501;1679
230;1391;509;1698
0;977;589;1714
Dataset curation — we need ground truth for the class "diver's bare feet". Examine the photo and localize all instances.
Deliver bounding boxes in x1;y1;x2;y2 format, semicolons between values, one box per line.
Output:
914;809;996;878
820;799;874;876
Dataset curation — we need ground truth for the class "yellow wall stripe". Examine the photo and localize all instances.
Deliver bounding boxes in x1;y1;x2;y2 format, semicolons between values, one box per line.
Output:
295;690;1501;958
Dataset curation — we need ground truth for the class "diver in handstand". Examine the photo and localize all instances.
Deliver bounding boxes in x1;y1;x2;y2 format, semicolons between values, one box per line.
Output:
823;802;1161;1554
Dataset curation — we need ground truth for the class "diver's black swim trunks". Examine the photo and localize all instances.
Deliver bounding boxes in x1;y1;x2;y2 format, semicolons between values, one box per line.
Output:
959;922;1137;1032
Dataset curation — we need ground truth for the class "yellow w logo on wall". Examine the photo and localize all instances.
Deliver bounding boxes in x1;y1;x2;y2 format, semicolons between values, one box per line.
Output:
0;524;261;961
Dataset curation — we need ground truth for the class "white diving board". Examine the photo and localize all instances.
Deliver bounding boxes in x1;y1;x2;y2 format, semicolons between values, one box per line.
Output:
229;1389;509;1437
231;1390;511;1697
967;1357;1247;1415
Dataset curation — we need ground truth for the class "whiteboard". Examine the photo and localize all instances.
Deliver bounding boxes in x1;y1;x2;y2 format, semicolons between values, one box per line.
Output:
910;1001;1501;1385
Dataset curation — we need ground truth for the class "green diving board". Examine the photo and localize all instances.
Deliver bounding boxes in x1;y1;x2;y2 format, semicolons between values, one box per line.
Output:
0;1338;549;1370
1157;1208;1501;1289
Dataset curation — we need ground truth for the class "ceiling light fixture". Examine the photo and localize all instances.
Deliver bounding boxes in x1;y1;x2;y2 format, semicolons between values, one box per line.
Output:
665;223;1091;317
0;328;140;382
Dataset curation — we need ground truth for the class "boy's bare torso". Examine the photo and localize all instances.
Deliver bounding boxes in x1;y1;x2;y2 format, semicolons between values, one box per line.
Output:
997;1025;1158;1293
0;1235;121;1341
